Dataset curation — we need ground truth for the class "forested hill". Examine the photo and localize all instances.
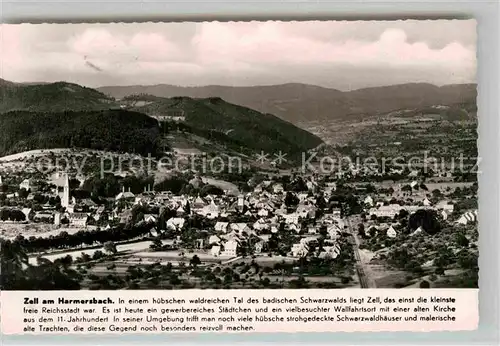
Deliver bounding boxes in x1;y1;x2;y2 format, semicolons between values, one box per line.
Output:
0;109;161;157
0;81;118;113
126;95;324;155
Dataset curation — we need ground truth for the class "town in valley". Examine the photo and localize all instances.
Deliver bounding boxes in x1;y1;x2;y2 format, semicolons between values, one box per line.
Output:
0;20;478;290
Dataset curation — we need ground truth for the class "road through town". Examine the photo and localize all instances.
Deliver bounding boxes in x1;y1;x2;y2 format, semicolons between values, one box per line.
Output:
347;217;377;288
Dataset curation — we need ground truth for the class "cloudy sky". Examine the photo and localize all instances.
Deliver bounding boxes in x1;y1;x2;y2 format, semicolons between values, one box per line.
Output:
0;20;476;90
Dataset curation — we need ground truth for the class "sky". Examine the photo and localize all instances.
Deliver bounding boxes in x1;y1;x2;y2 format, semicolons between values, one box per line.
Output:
0;20;476;90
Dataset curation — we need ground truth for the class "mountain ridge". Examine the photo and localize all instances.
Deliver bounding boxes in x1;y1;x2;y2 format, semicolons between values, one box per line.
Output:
96;82;477;124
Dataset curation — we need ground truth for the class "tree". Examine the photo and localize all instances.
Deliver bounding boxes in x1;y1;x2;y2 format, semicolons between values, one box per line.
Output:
200;185;224;197
284;192;299;208
432;189;442;198
419;280;430;288
190;255;201;267
401;185;412;193
357;224;365;238
455;233;470;247
408;209;441;235
150;238;163;251
18;188;29;199
103;241;117;255
0;239;29;289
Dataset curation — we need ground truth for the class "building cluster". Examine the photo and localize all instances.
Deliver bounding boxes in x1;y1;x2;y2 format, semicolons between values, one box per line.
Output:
1;173;349;260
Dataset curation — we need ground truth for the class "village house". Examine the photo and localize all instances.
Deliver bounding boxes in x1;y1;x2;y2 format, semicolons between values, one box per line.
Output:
410;226;424;236
257;208;269;217
364;196;374;207
386;225;397;238
143;214;158;224
254;240;265;254
319;244;341;259
119;209;133;224
208;235;221;246
272;183;284;194
283;213;300;225
197;200;219;219
221;239;239;257
308;226;318;235
270;224;279;233
21;208;33;221
296;204;316;219
230;223;252;235
436;200;454;213
210;245;221;257
68;212;90;228
166;217;185;231
253;218;269;231
291;241;309;258
456;210;478;225
214;221;229;233
327;224;342;240
287;222;301;233
19;178;32;191
115;187;135;202
34;211;54;223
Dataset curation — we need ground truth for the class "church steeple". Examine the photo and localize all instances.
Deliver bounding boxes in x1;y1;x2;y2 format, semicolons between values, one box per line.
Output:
62;173;70;208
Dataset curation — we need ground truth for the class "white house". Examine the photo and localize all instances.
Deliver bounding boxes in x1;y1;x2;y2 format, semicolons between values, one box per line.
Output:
386;225;397;238
441;210;448;221
369;204;402;218
208;235;221;245
456;210;478;225
68;212;90;228
272;183;284;194
166;217;185;231
327;224;341;240
21;208;33;220
221;240;239;257
291;242;309;258
144;214;158;223
364;196;374;207
257;208;269;217
410;226;424;236
215;222;229;233
192;196;207;209
308;226;318;235
288;223;301;233
319;244;341;259
423;198;432;206
284;213;300;225
115;187;135;201
176;205;186;216
211;245;221;257
436;200;454;212
200;201;219;219
296;204;315;219
253;218;269;231
19;179;32;191
255;241;265;254
230;223;251;234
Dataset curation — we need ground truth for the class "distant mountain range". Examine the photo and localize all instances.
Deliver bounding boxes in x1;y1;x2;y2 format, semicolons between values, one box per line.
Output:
97;82;477;124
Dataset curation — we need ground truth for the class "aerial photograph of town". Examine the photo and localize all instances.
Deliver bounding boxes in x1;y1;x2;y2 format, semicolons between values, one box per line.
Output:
0;20;478;290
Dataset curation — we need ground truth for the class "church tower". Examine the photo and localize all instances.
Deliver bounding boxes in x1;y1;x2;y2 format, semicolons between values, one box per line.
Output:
62;174;70;208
